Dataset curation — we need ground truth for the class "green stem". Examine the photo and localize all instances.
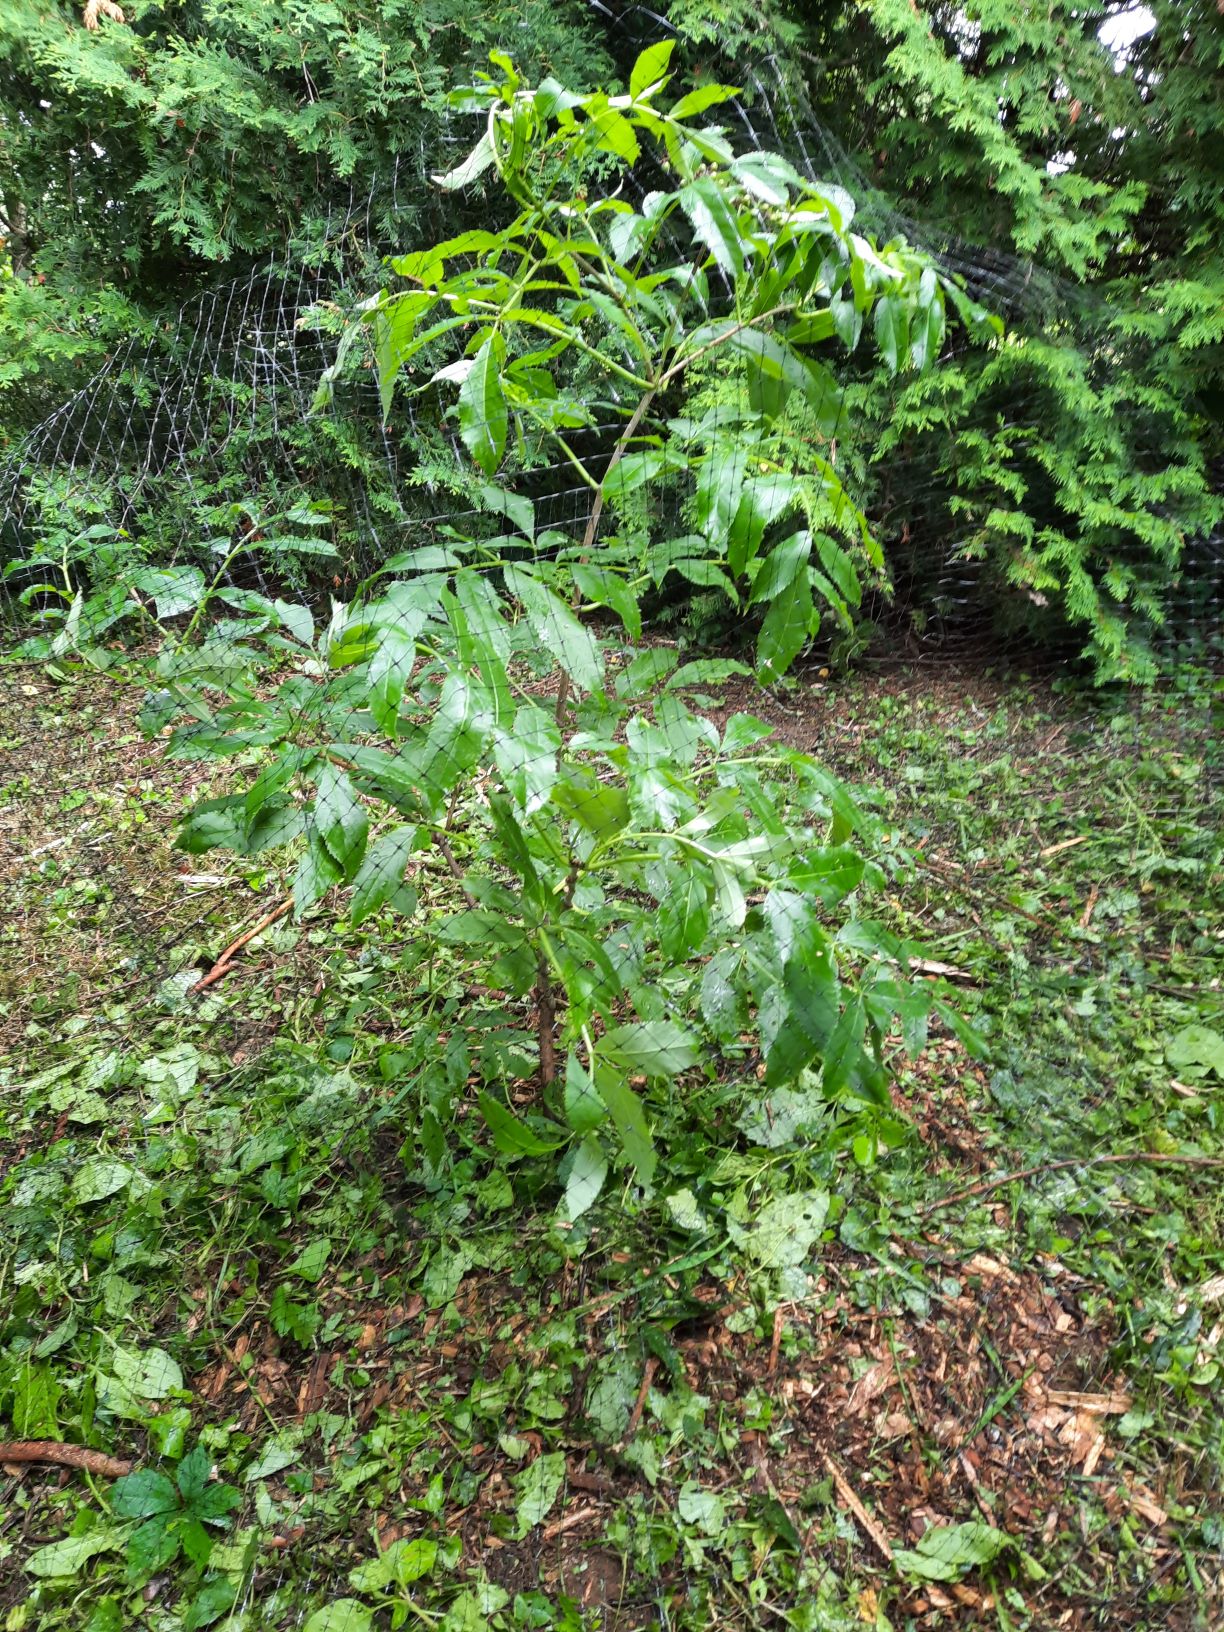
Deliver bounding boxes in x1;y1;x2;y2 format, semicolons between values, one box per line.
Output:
542;429;602;494
176;539;249;652
658;303;796;388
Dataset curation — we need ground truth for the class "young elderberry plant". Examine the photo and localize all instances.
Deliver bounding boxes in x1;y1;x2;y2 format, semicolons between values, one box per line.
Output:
150;42;991;1210
7;496;340;677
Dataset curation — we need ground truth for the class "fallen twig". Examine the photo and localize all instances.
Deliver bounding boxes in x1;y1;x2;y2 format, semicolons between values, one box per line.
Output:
767;1304;787;1375
918;855;1048;926
0;1441;132;1479
436;833;478;908
543;1503;600;1541
568;1464;616;1497
1039;835;1090;859
957;1451;994;1524
822;1453;893;1562
907;956;978;986
1079;884;1100;928
621;1356;659;1443
921;1151;1224;1215
190;897;293;994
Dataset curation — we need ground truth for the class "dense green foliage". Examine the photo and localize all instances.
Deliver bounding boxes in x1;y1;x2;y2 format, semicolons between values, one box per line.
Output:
800;0;1224;674
2;1;1220;671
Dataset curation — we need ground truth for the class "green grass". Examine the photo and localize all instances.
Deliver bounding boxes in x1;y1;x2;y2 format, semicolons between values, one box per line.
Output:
1;656;1222;1631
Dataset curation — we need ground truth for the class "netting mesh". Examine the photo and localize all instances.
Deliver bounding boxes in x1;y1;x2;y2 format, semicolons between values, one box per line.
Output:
1;24;1219;659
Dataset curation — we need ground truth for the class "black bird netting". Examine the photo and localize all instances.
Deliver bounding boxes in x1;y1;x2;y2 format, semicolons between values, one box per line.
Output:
0;14;1220;664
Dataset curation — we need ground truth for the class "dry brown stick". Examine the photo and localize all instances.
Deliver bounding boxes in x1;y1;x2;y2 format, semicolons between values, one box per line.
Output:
1080;883;1100;929
543;1503;600;1541
767;1304;787;1375
0;1441;132;1479
621;1356;659;1443
568;1464;616;1497
821;1453;893;1562
190;897;293;994
1039;834;1090;859
958;1451;994;1524
921;1152;1224;1215
918;855;1048;926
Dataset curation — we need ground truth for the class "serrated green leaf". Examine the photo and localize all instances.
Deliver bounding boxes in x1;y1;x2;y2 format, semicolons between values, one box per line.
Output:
349;1537;437;1594
9;1365;60;1438
602;1021;700;1075
72;1157;133;1204
670;82;740;119
552;769;629;839
126;1516;179;1579
182;1576;237;1632
629;39;675;99
596;1070;656;1185
742;1188;829;1269
112;1469;179;1519
367;623;421;737
572;563;642;642
288;1237;331;1282
502;563;603;694
302;1602;374;1632
874;294;908;373
787;846;866;907
678;177;745;277
111;1345;184;1401
813;532;861;608
350;824;416;926
562;1137;607;1222
1166;1024;1224;1077
757;572;815;678
492;704;561;815
134;566;206;621
437;909;527;947
24;1527;125;1579
457;336;508;476
678;1481;725;1532
563;1052;606;1134
273;599;314;647
176;1445;211;1503
294;829;345;916
893;1521;1011;1582
513;1451;565;1537
658;872;711;962
313;763;369;877
665;1187;709;1231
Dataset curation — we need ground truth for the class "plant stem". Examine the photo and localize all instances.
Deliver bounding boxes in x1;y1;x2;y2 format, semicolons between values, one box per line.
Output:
921;1151;1224;1215
535;947;557;1086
